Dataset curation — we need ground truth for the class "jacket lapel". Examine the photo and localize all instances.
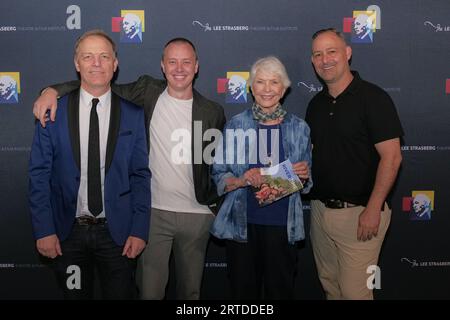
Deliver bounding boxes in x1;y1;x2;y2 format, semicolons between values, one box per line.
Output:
144;84;164;146
67;89;81;170
191;90;208;198
105;92;121;173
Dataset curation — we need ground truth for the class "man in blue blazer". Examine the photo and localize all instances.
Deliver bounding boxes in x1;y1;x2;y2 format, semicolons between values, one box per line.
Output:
33;38;225;300
28;30;150;299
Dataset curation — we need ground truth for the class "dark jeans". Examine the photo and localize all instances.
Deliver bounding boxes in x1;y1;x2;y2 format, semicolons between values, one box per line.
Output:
52;222;137;300
226;223;298;300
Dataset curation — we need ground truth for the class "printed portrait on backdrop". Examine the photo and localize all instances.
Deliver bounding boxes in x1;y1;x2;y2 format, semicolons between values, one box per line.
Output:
352;12;375;43
121;13;142;43
0;74;19;104
411;193;432;221
226;74;247;103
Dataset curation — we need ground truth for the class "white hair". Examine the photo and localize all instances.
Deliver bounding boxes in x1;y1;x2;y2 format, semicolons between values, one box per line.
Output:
249;56;291;89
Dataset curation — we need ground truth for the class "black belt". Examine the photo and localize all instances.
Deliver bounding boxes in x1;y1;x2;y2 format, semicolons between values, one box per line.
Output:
323;199;359;209
75;215;107;225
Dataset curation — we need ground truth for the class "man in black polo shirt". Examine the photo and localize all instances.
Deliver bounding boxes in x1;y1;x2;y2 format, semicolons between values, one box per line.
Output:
305;28;403;300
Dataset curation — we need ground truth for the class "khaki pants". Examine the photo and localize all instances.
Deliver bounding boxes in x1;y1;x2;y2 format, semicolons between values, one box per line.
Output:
310;200;391;300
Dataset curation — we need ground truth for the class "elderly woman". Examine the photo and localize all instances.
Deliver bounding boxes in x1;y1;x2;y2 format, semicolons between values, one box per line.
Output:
211;56;312;299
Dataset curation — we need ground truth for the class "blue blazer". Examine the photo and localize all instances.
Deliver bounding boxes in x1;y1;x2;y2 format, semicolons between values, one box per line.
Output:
29;90;151;245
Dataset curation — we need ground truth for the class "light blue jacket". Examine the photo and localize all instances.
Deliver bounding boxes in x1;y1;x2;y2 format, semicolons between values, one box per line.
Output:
211;109;312;244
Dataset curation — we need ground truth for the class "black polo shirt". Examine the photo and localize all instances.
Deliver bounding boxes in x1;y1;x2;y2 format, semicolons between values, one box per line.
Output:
305;71;403;205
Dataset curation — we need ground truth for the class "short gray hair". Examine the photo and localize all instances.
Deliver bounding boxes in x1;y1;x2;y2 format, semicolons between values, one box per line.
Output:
249;56;291;89
162;37;198;61
312;28;346;43
74;29;117;57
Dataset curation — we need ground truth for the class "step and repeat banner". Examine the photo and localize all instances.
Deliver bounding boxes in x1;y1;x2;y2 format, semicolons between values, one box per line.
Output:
0;0;449;299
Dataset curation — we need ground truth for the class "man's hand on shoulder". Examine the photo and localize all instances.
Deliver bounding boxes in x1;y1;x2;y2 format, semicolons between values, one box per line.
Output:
33;88;59;127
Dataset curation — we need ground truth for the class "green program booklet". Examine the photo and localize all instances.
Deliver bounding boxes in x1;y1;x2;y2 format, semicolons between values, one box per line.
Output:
253;159;304;207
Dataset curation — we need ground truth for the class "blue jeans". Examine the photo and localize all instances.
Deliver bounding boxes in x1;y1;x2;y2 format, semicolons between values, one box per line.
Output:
52;222;137;299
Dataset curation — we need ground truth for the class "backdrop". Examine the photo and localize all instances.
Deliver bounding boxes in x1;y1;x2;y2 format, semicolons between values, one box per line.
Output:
0;0;449;299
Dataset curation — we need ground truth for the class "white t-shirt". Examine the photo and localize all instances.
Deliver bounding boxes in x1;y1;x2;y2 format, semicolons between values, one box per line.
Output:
149;89;211;214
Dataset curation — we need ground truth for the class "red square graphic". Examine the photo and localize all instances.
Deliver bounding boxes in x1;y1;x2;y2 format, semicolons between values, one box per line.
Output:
343;18;353;33
111;17;123;33
446;79;450;94
217;78;228;94
402;197;412;211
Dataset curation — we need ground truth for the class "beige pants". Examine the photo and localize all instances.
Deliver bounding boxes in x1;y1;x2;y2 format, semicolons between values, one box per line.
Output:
310;200;391;300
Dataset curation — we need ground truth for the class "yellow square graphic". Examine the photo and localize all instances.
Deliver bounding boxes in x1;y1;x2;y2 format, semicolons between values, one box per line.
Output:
121;10;145;32
353;10;377;32
226;72;250;92
412;190;435;210
0;72;20;93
